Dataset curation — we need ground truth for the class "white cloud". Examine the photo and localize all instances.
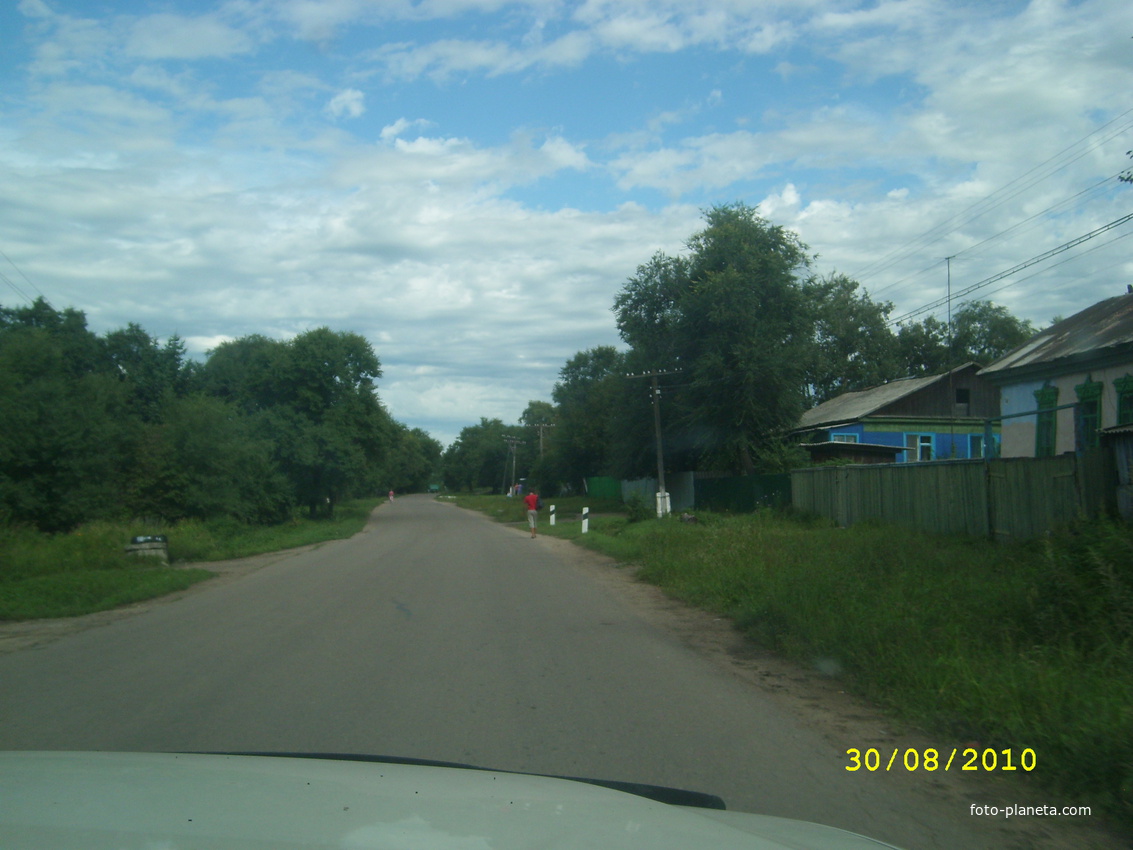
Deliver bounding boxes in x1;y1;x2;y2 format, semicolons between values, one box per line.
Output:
326;88;366;119
380;118;432;140
126;13;254;60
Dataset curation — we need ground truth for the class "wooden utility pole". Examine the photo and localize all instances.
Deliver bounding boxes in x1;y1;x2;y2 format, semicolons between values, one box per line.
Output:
502;436;525;494
532;423;556;459
627;369;681;515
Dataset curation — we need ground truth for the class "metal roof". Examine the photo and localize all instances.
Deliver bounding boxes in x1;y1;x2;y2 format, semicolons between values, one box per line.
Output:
979;292;1133;377
797;364;977;430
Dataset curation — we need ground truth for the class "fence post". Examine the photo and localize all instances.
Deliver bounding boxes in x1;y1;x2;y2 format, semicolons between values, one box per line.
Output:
549;504;556;526
582;506;589;534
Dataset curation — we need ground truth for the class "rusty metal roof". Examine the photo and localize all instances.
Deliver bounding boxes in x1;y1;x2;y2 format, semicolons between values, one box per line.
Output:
979;292;1133;377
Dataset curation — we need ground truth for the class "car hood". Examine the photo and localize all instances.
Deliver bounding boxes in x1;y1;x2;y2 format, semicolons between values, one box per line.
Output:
0;751;903;849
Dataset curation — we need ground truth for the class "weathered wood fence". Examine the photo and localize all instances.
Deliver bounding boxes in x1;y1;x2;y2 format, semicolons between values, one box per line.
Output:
791;451;1116;540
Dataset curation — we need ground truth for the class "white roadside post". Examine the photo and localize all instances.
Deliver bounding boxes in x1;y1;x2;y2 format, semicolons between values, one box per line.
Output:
582;506;589;534
656;491;671;519
549;504;556;526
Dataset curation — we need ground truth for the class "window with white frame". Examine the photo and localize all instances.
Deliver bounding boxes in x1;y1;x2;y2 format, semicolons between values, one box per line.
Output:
904;433;933;462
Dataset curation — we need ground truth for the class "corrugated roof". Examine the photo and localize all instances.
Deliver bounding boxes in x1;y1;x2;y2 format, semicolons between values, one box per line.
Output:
979;292;1133;376
797;364;977;430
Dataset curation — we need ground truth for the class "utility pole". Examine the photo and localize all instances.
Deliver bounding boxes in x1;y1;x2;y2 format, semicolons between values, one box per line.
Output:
627;369;681;516
502;436;525;495
532;423;556;459
946;256;956;458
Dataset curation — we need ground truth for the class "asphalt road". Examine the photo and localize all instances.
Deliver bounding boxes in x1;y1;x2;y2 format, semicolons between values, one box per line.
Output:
0;496;1122;849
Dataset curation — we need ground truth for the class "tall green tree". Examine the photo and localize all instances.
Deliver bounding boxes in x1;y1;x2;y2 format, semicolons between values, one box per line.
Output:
610;252;690;369
199;328;392;517
124;394;291;524
950;300;1036;365
614;203;814;473
896;300;1036;377
442;418;518;493
104;323;193;422
896;316;950;377
0;317;132;531
804;273;901;404
383;424;443;493
551;347;626;487
198;334;288;414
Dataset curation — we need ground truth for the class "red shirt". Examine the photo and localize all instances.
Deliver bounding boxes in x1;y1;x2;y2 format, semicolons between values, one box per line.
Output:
524;492;539;511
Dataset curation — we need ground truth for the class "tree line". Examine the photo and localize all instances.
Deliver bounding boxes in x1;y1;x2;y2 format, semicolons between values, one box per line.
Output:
443;203;1038;494
0;299;441;532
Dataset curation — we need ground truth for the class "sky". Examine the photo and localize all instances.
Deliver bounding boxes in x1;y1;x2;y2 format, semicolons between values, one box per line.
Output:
1;0;1131;447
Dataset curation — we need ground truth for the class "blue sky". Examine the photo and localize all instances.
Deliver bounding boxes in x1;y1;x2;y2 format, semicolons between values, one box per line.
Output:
1;0;1131;446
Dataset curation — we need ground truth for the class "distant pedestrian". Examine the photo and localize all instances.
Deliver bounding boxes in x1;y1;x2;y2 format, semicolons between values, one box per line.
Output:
523;490;540;538
388;490;394;501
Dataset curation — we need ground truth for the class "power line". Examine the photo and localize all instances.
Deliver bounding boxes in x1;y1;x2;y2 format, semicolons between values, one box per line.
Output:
853;108;1133;288
976;227;1133;306
0;244;46;305
870;173;1125;300
888;212;1133;326
0;269;34;304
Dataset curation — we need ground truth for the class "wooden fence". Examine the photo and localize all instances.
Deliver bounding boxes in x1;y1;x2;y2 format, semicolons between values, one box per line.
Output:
791;451;1117;540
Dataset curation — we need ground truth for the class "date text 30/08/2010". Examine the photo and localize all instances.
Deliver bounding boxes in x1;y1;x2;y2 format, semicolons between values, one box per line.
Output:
845;748;1036;772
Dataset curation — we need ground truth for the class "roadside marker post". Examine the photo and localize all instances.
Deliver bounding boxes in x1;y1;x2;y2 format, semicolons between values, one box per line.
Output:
549;504;556;526
582;506;589;534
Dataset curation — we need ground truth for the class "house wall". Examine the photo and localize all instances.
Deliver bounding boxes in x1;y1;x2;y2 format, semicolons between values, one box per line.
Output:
998;364;1133;457
883;365;999;420
818;419;995;462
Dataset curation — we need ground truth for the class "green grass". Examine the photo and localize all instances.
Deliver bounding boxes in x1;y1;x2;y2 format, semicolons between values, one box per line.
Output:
166;498;383;562
0;498;385;620
452;493;1133;826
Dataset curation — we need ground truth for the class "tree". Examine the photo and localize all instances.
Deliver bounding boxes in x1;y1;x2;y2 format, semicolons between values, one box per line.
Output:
198;335;288;414
0;320;133;531
104;323;193;422
383;424;443;493
896;300;1035;378
611;252;690;369
614;203;814;473
199;328;393;517
274;329;390;516
442;418;517;493
949;300;1036;365
804;273;901;404
551;347;626;486
124;395;292;524
896;316;950;377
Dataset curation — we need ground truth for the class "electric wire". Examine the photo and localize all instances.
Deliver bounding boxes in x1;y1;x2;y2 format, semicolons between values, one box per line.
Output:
0;244;45;305
887;211;1133;326
853;108;1133;291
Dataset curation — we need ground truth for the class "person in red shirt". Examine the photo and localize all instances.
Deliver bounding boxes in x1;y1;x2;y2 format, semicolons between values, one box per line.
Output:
523;490;540;538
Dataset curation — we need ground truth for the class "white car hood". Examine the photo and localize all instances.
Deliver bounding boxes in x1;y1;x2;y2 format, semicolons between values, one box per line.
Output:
0;751;902;849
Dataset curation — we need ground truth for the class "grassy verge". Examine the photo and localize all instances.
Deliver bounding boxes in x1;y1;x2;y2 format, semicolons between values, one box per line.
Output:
451;494;1133;825
0;498;385;620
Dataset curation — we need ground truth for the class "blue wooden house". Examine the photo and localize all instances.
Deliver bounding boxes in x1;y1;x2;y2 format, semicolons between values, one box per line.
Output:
793;363;1001;464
